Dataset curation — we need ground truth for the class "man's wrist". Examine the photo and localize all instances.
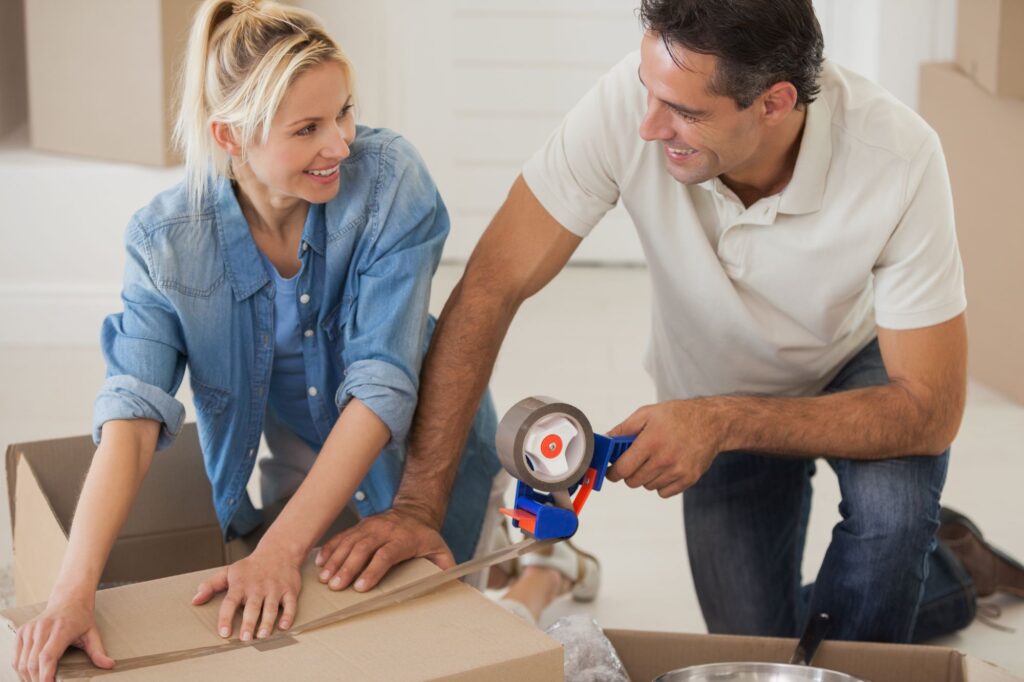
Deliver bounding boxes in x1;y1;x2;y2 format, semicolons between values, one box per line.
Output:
391;495;445;531
706;395;744;453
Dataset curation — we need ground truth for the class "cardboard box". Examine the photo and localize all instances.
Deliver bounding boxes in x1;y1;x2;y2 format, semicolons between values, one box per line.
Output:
24;0;199;165
918;62;1024;404
6;424;235;606
606;629;1021;682
0;0;28;138
0;559;563;681
956;0;1024;98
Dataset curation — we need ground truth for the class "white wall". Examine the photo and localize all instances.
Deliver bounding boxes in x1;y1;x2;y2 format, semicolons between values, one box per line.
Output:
0;0;958;347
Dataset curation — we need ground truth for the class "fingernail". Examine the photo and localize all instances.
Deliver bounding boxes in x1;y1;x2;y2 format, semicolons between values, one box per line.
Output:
319;570;330;582
314;555;323;567
219;627;230;638
280;620;290;630
354;579;366;592
257;629;268;639
241;631;252;642
329;576;342;590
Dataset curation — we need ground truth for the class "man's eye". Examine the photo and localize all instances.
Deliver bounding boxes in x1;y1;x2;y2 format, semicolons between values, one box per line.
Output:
673;109;699;123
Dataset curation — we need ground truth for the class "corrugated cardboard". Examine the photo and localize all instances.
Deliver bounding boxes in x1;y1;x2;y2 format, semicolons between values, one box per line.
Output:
606;629;1022;682
5;425;230;606
955;0;1024;99
0;558;563;681
24;0;199;165
918;62;1024;404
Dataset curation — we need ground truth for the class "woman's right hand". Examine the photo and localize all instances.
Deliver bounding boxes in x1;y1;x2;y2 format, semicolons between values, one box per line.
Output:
12;596;114;682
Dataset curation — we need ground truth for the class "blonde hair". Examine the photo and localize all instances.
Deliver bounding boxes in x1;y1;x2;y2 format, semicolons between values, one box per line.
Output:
174;0;355;210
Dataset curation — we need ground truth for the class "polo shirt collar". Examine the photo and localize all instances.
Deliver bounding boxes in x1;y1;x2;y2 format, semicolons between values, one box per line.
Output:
778;90;832;216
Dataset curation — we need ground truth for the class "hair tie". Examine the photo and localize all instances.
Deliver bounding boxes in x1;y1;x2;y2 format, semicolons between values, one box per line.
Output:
232;0;258;15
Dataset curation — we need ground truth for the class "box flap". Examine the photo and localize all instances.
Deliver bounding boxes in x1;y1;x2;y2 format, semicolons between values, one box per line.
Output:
12;456;70;606
605;629;977;682
1;558;563;681
964;655;1023;682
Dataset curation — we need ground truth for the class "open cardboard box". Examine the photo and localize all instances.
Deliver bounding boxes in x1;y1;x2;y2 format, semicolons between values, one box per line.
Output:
3;427;1021;680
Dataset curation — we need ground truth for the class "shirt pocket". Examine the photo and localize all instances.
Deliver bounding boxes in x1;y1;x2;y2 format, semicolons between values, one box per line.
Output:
149;221;227;299
189;376;231;416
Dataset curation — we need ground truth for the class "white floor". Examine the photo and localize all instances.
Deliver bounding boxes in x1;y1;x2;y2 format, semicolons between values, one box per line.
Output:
1;264;1022;675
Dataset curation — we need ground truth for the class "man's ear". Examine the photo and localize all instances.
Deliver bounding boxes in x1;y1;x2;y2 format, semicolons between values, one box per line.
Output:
211;121;242;156
760;81;799;126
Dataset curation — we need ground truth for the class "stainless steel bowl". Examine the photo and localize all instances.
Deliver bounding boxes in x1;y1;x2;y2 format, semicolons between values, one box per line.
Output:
653;661;867;681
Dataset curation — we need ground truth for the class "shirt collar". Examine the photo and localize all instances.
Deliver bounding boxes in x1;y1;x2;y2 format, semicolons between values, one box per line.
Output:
778;90;832;216
215;179;329;300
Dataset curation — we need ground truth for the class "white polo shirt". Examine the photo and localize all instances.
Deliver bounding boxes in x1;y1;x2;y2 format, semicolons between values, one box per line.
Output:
523;53;966;400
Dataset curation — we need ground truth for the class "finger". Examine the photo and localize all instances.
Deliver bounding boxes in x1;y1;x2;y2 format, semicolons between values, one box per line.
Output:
192;569;229;605
626;460;661;489
658;480;689;498
279;592;298;631
328;539;378;591
607;405;650;437
15;625;31;680
38;629;67;682
257;593;281;639
77;628;115;669
239;594;264;642
425;543;456;572
28;622;48;682
607;439;651;482
315;532;344;567
645;470;679;493
318;531;363;583
217;592;241;639
353;542;409;592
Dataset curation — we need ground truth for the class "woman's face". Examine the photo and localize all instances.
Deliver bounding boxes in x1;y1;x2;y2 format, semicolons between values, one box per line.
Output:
240;61;355;205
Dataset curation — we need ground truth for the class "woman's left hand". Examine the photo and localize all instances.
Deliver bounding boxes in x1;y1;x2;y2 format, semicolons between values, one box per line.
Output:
191;543;302;641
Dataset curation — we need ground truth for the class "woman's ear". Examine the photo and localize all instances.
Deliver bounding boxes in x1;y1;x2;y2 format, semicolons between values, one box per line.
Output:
211;121;242;156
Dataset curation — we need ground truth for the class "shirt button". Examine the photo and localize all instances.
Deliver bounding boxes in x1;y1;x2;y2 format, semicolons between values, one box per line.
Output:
248;448;256;457
354;490;367;502
299;294;310;305
304;329;314;338
308;386;318;397
302;242;309;252
228;497;235;505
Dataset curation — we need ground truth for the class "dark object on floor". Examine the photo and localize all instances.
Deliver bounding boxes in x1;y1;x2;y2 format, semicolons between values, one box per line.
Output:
938;506;1024;598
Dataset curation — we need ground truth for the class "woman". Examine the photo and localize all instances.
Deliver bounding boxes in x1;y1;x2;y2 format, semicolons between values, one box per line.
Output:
11;2;597;679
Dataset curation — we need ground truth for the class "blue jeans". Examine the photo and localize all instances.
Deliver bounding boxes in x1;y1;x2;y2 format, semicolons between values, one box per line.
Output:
683;339;976;643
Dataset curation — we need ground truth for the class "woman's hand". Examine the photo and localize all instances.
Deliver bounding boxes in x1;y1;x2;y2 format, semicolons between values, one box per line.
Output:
13;596;113;682
192;541;303;641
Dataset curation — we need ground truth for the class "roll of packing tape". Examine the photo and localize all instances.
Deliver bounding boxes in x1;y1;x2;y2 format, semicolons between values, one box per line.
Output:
496;396;594;492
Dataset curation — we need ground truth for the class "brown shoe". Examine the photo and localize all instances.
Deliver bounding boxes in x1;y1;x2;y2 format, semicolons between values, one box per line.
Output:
937;507;1024;598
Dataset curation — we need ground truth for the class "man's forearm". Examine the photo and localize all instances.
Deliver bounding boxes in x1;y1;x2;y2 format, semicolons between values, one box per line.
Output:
714;379;963;460
393;275;519;528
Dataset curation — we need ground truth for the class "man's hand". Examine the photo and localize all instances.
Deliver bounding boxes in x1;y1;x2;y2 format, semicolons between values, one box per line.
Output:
314;508;455;593
13;596;113;682
606;399;727;498
192;543;303;641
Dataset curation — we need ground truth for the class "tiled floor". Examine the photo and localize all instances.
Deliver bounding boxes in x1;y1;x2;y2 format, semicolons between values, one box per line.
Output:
1;264;1022;675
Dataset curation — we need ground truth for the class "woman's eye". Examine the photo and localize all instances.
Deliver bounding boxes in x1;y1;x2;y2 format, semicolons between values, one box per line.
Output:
297;124;316;136
338;105;353;120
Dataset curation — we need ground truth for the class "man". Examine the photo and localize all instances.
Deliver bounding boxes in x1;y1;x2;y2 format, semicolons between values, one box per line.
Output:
317;0;1024;641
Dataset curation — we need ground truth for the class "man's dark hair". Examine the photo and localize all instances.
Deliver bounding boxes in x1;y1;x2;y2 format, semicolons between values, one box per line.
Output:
639;0;824;109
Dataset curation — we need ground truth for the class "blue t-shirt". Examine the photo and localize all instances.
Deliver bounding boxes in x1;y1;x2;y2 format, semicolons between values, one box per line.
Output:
260;244;322;452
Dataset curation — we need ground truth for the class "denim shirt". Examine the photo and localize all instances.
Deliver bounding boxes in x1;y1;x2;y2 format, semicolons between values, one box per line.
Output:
93;127;500;561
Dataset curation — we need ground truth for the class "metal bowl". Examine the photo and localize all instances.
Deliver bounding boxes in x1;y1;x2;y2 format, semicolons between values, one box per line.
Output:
653;661;867;681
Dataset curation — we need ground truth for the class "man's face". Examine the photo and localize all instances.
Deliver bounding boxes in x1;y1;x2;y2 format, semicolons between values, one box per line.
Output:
638;31;765;185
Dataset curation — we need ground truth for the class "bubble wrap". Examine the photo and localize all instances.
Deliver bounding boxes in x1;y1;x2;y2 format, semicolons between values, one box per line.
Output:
545;614;631;682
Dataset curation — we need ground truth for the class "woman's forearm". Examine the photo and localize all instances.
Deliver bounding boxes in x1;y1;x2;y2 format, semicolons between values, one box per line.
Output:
50;419;160;604
259;399;390;564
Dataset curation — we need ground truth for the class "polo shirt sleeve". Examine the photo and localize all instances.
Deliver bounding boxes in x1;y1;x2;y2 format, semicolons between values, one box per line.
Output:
521;52;641;238
872;133;967;330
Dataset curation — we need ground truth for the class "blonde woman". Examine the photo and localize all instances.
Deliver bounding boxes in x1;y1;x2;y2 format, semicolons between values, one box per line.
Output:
11;2;599;680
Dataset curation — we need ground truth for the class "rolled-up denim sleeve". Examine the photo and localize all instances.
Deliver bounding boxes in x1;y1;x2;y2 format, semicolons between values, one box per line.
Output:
93;220;187;450
335;136;449;444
